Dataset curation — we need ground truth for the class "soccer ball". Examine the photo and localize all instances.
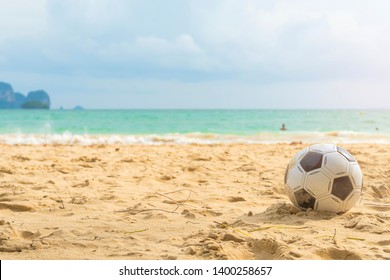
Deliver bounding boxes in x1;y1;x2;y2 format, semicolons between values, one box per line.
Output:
284;144;363;213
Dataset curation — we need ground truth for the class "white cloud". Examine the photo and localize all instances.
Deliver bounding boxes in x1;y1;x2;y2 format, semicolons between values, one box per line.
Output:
2;0;390;108
135;34;201;54
5;0;389;80
187;0;390;80
328;12;359;37
0;0;47;42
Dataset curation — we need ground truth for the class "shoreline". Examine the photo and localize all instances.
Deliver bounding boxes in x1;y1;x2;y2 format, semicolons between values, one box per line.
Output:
1;131;390;145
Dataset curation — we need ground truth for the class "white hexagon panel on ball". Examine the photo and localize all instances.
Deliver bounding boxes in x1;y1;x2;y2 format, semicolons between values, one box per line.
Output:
309;143;337;154
316;196;341;213
305;170;332;198
324;152;350;176
286;165;305;192
350;163;363;189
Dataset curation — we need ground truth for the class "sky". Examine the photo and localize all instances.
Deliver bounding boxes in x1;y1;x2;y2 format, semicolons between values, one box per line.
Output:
1;0;390;109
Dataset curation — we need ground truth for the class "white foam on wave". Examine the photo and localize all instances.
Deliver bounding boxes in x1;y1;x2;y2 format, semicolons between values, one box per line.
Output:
1;131;390;145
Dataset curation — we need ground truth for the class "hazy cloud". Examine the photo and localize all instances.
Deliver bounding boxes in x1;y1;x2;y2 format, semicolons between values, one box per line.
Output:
1;0;390;108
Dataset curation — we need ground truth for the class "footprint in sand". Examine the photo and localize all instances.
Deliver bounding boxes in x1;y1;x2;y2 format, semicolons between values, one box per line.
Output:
377;239;390;246
228;197;246;202
0;192;12;202
160;175;175;181
181;209;196;219
249;237;291;260
195;209;223;217
183;166;198;172
344;216;389;234
0;168;13;174
69;195;88;205
11;155;30;161
315;247;362;260
184;234;228;259
183;230;255;260
371;185;390;199
0;222;43;252
236;164;257;172
73;156;100;163
72;179;90;188
193;157;212;161
0;202;35;212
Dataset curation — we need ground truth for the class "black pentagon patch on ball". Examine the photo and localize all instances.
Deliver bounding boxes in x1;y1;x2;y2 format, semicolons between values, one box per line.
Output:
332;176;354;201
337;146;356;162
300;152;323;172
294;189;316;209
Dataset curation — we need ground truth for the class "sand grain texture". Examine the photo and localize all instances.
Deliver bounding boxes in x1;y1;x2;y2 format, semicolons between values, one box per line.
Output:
0;143;389;260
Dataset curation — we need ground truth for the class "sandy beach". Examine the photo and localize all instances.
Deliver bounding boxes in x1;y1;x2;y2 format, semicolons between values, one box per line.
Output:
0;143;389;260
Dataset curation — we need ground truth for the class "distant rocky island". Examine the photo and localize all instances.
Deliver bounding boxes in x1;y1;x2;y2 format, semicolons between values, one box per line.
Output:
0;81;51;109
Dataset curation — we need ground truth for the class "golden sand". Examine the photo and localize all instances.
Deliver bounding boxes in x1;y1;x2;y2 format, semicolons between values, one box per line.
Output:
0;143;389;260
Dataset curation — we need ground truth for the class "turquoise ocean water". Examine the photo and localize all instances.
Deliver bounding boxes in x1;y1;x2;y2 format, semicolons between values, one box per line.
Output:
0;109;389;144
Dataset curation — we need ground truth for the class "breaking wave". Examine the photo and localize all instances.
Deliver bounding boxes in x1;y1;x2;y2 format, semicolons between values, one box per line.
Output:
1;131;390;145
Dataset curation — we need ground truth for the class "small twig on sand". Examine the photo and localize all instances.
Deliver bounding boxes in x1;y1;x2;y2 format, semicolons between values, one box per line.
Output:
156;189;193;213
54;191;65;209
115;189;194;215
248;225;308;232
346;236;365;241
186;221;200;225
214;221;251;237
124;228;149;235
68;189;76;204
115;208;180;215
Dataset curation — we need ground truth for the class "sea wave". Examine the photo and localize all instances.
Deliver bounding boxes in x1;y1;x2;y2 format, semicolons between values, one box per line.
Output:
1;131;390;145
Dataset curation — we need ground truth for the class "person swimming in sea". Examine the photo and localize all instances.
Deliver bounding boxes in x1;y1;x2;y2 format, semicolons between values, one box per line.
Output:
280;123;287;131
